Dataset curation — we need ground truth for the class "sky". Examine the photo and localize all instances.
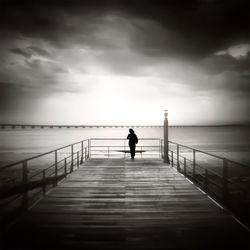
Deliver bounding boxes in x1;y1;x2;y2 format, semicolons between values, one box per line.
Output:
0;0;249;125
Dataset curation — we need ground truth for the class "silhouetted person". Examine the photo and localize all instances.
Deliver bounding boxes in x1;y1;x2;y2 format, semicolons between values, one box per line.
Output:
127;128;138;159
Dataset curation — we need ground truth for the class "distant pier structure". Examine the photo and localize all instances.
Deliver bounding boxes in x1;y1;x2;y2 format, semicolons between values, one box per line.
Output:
0;124;164;129
0;124;199;129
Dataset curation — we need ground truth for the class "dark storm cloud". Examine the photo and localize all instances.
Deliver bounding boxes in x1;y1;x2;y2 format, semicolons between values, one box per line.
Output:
1;0;250;58
9;46;51;62
24;57;69;74
28;46;51;57
1;0;250;75
1;0;249;78
202;51;250;74
127;0;250;59
9;47;32;58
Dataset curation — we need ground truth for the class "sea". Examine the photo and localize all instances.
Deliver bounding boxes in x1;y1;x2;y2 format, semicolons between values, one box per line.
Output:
0;126;249;168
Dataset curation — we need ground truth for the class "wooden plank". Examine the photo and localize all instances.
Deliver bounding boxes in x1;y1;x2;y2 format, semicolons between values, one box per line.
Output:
4;159;249;250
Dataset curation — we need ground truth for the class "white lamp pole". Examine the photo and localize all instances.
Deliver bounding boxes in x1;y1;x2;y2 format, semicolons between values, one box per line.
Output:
164;110;170;163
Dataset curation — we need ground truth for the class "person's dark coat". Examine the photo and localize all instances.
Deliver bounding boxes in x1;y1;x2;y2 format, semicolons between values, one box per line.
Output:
127;129;138;159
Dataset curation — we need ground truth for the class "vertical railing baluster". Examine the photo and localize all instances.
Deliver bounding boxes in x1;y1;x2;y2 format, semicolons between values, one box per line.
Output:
77;151;79;167
223;159;228;206
22;160;28;210
159;139;161;159
54;150;58;186
162;139;164;159
71;144;74;172
64;158;67;176
88;139;91;159
171;151;174;167
177;144;180;171
85;147;87;161
124;139;126;159
108;146;110;158
81;141;83;164
193;149;196;178
184;157;187;175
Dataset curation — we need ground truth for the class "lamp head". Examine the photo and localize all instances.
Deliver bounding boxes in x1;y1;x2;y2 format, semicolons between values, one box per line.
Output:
164;110;168;119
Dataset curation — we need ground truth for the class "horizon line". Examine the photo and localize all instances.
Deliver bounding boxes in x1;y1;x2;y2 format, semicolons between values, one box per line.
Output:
0;123;249;128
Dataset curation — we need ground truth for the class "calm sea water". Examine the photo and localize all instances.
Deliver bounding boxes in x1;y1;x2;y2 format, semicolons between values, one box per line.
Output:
0;126;249;168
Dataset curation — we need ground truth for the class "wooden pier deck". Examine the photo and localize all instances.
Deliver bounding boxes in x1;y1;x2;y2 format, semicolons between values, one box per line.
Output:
4;159;249;250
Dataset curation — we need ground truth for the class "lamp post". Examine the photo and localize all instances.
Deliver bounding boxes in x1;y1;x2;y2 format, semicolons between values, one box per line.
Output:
164;110;170;163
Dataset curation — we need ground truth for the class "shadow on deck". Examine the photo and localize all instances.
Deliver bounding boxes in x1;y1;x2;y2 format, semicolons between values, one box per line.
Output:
2;159;249;250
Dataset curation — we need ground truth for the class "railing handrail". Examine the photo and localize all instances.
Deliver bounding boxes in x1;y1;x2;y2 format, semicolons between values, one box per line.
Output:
91;146;159;148
0;139;89;171
1;138;247;170
168;140;249;169
0;138;161;171
168;141;250;228
2;138;247;170
90;138;161;140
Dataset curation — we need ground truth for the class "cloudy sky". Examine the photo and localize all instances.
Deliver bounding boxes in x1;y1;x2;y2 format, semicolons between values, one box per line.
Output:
0;0;249;125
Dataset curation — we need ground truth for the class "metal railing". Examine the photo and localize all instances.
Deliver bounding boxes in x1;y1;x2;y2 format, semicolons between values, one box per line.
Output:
167;140;250;227
1;137;249;228
89;138;162;159
0;139;90;216
0;138;162;216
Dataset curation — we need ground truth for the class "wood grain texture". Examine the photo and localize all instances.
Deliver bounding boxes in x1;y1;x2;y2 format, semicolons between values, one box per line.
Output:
4;159;249;249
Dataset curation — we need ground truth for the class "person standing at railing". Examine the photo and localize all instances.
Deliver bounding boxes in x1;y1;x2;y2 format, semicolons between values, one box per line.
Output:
127;128;138;159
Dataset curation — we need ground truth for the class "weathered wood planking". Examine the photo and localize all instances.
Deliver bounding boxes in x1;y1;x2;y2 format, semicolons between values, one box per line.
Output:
4;159;249;249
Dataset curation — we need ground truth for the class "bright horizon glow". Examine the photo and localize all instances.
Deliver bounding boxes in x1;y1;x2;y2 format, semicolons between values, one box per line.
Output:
2;73;246;126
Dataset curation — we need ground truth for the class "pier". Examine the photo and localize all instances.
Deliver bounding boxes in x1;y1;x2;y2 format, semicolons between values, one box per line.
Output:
0;112;249;249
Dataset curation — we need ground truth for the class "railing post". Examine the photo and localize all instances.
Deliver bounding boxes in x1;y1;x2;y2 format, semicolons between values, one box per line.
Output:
88;139;91;159
163;110;170;163
159;139;162;159
108;146;110;158
71;144;74;172
42;170;46;196
22;160;28;210
177;144;180;171
64;158;67;176
85;147;87;161
193;149;196;178
77;151;79;167
81;141;83;164
205;169;209;193
54;150;58;186
171;151;174;167
124;139;126;159
223;159;228;206
184;157;187;175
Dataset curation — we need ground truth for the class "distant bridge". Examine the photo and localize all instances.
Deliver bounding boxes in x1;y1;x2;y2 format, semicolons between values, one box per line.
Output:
0;124;209;129
0;124;164;129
